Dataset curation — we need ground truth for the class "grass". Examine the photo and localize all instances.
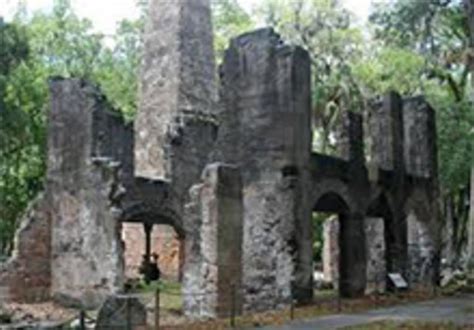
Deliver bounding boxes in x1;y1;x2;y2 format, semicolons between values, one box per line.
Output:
156;289;441;329
343;320;473;330
135;280;183;312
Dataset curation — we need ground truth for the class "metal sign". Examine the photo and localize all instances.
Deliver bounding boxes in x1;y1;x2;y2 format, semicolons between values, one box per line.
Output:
388;273;408;289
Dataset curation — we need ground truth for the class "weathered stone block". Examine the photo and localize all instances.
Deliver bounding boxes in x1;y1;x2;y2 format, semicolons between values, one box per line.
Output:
96;295;147;330
407;211;436;286
339;213;367;297
135;0;216;180
364;217;386;294
0;195;51;303
368;92;404;172
403;96;437;178
335;111;364;164
183;163;243;318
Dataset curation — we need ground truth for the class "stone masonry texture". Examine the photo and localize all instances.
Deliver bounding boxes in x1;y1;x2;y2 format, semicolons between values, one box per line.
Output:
183;163;243;318
135;0;217;181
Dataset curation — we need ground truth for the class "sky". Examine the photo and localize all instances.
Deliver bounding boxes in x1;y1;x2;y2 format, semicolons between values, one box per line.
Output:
0;0;374;35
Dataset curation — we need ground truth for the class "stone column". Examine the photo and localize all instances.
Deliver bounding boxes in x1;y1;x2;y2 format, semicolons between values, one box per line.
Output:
364;217;386;294
135;0;217;181
216;28;312;311
370;93;409;277
322;216;339;289
339;213;367;297
183;164;243;318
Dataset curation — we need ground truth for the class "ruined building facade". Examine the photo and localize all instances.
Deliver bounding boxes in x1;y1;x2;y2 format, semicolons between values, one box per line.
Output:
1;0;439;318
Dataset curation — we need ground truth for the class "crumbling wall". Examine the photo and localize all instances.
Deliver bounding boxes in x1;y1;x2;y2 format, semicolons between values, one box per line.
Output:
0;195;51;303
215;28;312;311
48;79;130;309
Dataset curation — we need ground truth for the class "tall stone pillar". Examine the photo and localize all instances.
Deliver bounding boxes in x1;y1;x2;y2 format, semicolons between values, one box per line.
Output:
369;93;407;276
135;0;217;184
135;1;219;296
403;97;440;283
216;28;312;311
339;213;367;297
183;164;243;318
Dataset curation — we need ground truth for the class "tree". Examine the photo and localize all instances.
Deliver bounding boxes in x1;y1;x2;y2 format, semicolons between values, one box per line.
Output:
0;0;111;254
369;0;474;260
463;0;474;267
254;0;365;153
0;20;32;254
212;0;254;62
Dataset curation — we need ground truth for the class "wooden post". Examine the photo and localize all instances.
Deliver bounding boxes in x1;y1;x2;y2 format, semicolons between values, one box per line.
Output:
290;299;295;320
143;222;153;285
126;297;132;330
155;286;160;330
290;280;295;320
79;310;86;330
230;284;236;328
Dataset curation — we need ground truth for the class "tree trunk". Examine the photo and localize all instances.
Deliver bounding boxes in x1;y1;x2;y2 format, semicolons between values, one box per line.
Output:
464;0;474;268
468;166;474;267
466;0;474;98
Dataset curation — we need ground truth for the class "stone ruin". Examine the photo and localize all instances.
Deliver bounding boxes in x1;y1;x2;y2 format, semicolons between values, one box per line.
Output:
0;0;440;319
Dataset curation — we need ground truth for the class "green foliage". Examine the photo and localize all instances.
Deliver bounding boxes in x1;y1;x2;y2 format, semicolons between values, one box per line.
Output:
0;0;136;254
368;0;472;191
212;0;254;63
353;47;426;96
0;21;38;255
95;19;143;120
368;0;473;258
312;213;327;263
254;0;365;153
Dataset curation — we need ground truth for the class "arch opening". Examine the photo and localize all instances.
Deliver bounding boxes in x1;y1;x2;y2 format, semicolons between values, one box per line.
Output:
312;191;365;298
121;221;185;286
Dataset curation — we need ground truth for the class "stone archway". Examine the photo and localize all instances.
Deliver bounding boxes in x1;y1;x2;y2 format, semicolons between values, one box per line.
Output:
313;190;366;298
119;193;185;285
121;222;184;283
